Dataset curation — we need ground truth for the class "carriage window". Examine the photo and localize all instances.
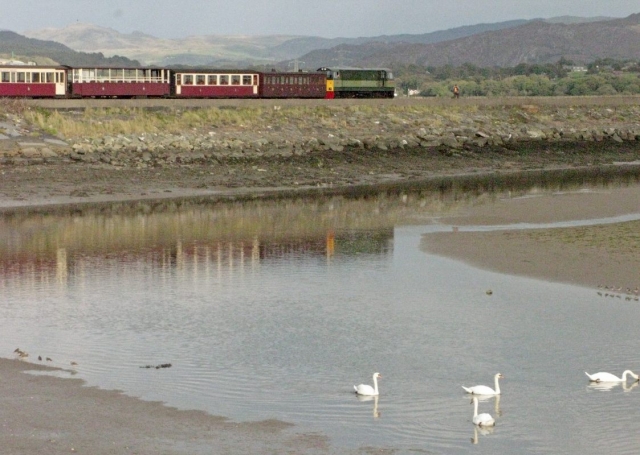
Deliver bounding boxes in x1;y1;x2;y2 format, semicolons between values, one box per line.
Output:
231;75;240;85
32;72;40;83
196;75;205;85
242;75;252;85
1;72;9;83
17;72;26;83
253;75;258;85
208;75;217;85
220;75;229;85
184;75;193;85
98;69;110;80
46;72;54;83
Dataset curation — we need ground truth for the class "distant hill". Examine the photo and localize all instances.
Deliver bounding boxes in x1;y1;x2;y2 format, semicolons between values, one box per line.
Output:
295;14;640;68
22;16;617;67
24;23;297;67
0;30;139;66
267;19;531;60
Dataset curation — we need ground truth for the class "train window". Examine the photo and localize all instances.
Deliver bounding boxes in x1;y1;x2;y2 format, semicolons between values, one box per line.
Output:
196;75;205;85
253;75;258;85
98;69;110;80
220;75;229;85
208;75;217;85
231;75;240;85
1;72;9;83
184;75;193;85
124;69;137;81
32;72;40;83
17;72;26;83
242;75;252;85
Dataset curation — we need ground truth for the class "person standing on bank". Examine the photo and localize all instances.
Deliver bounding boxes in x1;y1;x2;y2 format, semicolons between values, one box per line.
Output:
453;84;460;99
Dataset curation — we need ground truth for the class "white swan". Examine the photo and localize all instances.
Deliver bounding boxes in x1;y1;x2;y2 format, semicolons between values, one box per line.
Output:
585;370;639;383
471;396;495;427
354;372;381;396
462;373;504;395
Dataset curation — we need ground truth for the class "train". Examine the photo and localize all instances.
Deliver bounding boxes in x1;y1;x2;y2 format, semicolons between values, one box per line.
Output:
0;64;395;100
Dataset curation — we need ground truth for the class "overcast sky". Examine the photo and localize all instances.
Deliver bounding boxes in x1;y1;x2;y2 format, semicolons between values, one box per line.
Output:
2;1;639;39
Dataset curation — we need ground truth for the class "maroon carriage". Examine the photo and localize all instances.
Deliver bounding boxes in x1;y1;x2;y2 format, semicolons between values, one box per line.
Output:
0;65;67;98
69;67;171;98
259;71;326;98
172;70;260;98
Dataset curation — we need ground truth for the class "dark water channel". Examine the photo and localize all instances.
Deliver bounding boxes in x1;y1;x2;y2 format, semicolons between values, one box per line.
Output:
2;167;640;454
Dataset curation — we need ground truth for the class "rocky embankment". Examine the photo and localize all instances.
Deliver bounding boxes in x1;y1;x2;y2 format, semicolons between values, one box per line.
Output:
1;102;640;168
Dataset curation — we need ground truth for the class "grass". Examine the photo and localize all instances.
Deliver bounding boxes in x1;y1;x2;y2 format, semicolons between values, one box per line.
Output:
12;102;640;141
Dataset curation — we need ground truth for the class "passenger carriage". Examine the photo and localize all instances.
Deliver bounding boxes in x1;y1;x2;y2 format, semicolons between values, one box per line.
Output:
69;67;171;98
172;70;260;98
0;65;67;98
259;71;326;98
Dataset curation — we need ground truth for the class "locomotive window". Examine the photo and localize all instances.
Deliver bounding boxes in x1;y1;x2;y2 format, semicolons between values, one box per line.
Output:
196;75;205;85
208;75;217;85
17;72;26;83
1;72;9;83
184;75;193;85
231;75;240;85
242;75;252;85
220;75;229;85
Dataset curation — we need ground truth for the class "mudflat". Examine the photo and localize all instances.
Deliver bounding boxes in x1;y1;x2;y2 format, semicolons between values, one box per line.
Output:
421;184;640;291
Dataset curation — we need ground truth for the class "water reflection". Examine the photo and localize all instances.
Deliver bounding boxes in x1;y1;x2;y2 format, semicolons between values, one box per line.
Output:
471;425;495;445
356;394;380;419
470;393;502;417
587;381;640;392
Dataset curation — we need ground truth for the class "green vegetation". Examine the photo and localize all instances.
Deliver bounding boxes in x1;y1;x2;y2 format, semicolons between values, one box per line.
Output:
395;59;640;97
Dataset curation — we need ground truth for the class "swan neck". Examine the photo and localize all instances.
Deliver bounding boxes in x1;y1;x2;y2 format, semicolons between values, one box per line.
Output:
622;370;637;381
372;375;379;394
494;375;501;394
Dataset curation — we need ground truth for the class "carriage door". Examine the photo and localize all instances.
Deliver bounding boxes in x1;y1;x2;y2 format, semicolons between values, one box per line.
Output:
55;70;66;96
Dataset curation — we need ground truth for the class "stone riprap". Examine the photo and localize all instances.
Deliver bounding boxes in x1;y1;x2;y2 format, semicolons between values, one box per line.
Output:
1;104;640;168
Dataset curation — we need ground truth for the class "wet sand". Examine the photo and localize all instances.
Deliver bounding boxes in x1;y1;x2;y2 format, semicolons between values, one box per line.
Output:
0;358;340;455
421;184;640;291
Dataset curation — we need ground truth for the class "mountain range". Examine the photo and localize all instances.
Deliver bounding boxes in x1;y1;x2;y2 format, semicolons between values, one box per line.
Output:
5;14;638;69
297;14;640;69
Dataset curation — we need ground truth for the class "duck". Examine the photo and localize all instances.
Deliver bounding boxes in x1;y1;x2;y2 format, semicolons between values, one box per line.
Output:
585;370;639;383
354;372;381;396
471;396;495;427
462;373;504;395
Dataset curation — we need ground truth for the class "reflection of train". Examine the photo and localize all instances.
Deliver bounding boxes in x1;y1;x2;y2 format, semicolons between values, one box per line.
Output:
0;64;395;99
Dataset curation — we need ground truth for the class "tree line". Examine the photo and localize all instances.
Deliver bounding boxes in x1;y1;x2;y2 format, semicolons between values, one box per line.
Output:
395;59;640;97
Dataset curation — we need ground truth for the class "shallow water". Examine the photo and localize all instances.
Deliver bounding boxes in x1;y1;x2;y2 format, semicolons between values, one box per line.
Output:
2;172;640;454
